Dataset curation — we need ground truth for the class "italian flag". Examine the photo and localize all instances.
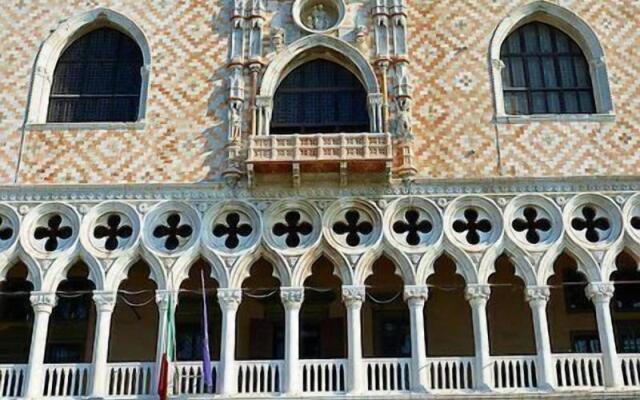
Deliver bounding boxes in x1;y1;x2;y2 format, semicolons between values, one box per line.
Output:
158;295;175;400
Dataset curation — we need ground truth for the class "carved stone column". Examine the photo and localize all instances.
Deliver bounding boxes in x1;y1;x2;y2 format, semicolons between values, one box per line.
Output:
217;288;242;395
342;285;366;394
586;282;623;388
404;285;429;392
281;287;304;394
89;291;117;398
465;284;492;391
524;286;554;390
367;93;384;133
25;292;57;399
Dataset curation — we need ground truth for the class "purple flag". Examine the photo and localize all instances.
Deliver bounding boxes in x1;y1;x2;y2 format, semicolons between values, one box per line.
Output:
200;270;213;392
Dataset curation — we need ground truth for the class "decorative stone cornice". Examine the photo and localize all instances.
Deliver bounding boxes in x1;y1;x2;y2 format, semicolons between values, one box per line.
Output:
93;291;117;313
525;286;551;305
280;287;304;309
30;292;57;312
585;282;615;304
465;284;491;304
403;285;429;303
342;285;366;307
218;288;243;310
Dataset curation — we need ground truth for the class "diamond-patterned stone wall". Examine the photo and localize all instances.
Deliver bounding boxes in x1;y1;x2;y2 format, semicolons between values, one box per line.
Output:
0;0;638;184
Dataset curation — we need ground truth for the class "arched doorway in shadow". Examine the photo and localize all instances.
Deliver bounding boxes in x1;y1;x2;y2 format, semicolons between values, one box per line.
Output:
108;261;158;362
300;257;346;360
610;252;640;354
0;263;34;363
425;255;474;357
45;263;96;364
487;256;535;356
236;259;284;360
174;259;222;393
362;256;410;358
547;254;599;354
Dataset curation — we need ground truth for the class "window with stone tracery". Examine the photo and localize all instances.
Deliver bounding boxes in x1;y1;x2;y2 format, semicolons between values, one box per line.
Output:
501;22;595;115
271;59;369;135
47;27;143;123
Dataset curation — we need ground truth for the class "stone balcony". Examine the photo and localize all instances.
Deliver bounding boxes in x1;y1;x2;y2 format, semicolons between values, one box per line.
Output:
246;133;393;187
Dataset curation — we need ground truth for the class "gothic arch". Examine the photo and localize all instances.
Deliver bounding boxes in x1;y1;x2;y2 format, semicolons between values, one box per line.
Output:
290;242;353;287
477;243;537;286
170;248;229;290
26;7;151;125
354;243;416;286
105;249;168;292
0;248;43;291
416;241;479;285
601;236;640;281
537;240;601;285
260;34;380;98
228;245;291;289
489;1;613;118
42;248;105;292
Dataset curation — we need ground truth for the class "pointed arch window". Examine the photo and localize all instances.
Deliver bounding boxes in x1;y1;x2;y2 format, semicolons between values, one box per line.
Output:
271;59;370;135
500;22;595;115
47;27;143;123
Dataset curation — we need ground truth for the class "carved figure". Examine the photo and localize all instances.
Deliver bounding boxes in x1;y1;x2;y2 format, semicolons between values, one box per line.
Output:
309;4;330;30
271;27;285;52
395;97;412;138
229;101;243;141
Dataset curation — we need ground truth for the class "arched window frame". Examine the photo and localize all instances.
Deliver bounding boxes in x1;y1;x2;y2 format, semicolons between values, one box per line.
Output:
256;34;383;136
26;8;151;129
490;1;614;123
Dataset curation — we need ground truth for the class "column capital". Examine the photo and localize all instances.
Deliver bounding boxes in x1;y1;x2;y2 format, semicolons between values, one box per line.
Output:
93;291;117;313
525;286;551;304
30;292;57;313
218;288;242;311
280;287;304;309
403;285;429;304
586;282;615;304
465;284;491;304
342;285;366;307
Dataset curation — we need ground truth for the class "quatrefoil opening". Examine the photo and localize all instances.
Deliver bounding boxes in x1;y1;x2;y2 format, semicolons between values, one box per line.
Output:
93;214;133;251
393;210;432;246
153;213;193;251
34;214;73;252
333;210;373;247
213;213;253;250
453;208;492;246
273;211;313;248
571;206;610;243
0;216;14;243
512;207;552;245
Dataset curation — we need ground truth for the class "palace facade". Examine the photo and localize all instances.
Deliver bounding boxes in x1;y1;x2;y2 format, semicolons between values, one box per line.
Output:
0;0;639;399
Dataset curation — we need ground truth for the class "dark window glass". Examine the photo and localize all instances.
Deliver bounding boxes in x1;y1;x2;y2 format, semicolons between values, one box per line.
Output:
501;22;595;115
47;28;143;123
571;332;601;353
616;321;640;353
271;59;370;134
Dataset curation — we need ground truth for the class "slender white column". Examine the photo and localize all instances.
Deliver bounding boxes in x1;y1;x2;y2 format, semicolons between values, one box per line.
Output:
24;292;57;399
89;291;117;398
154;290;173;394
217;288;241;395
586;282;623;388
404;285;429;392
342;285;366;394
525;286;554;391
281;287;304;395
465;284;492;391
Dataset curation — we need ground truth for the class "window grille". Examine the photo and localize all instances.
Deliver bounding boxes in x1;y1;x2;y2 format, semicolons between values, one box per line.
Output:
47;28;143;123
501;22;595;115
271;59;370;135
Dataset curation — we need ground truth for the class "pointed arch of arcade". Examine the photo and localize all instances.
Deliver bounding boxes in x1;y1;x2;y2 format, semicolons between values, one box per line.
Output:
0;262;35;363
